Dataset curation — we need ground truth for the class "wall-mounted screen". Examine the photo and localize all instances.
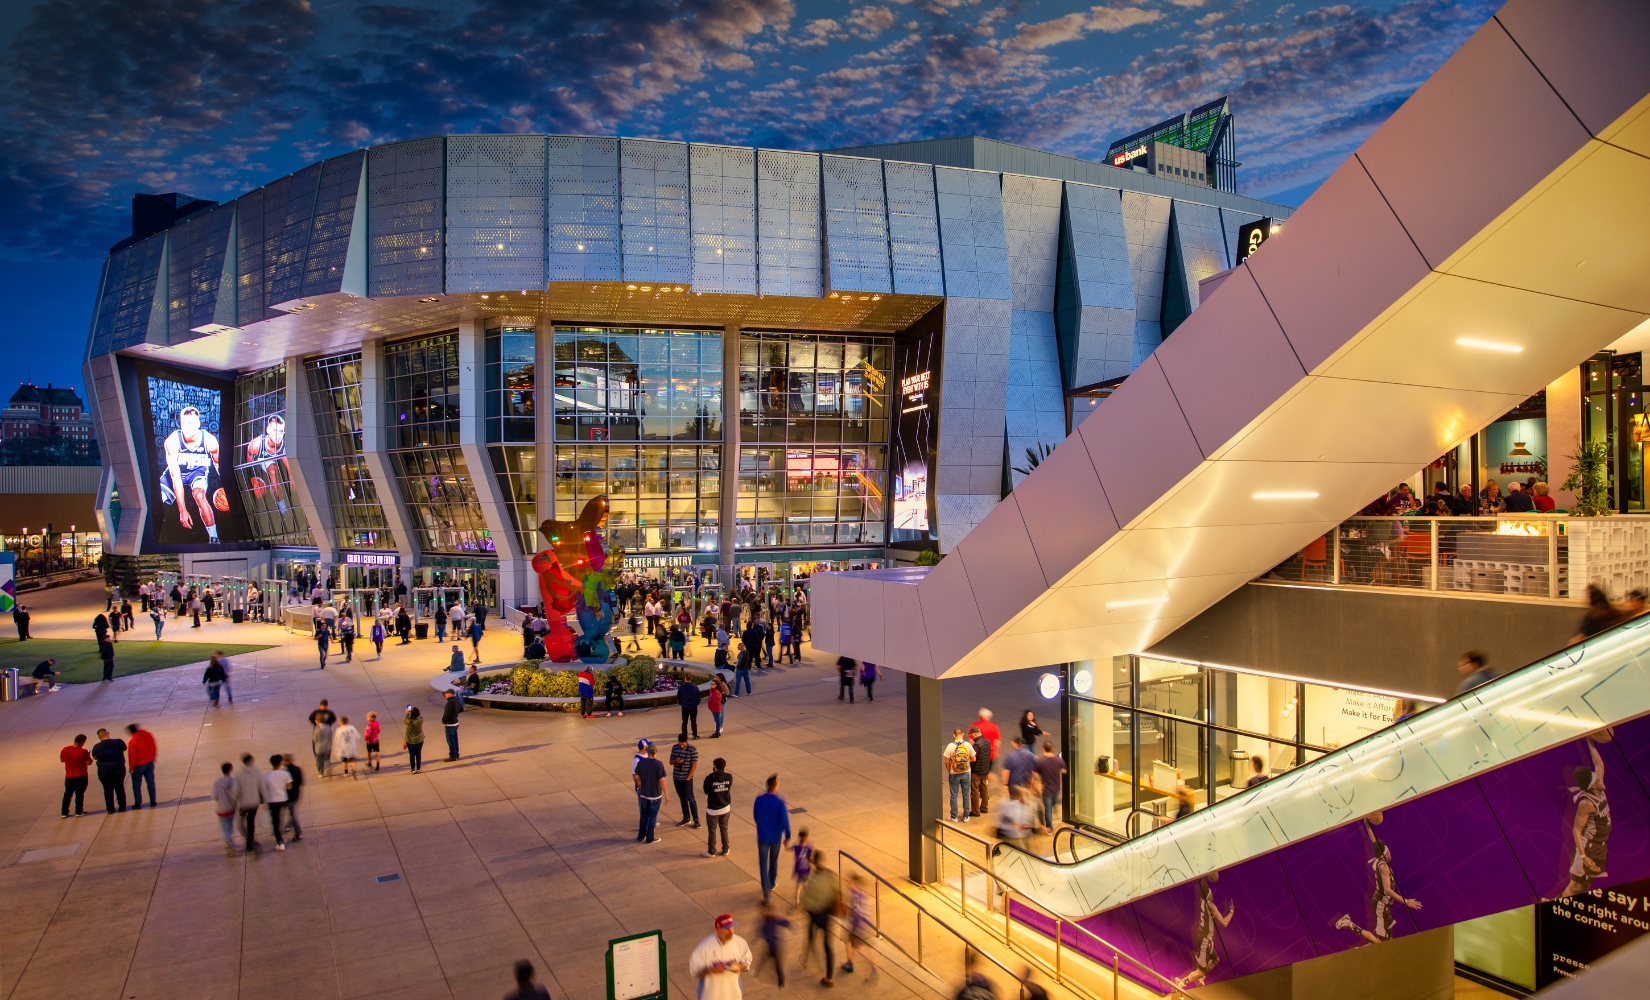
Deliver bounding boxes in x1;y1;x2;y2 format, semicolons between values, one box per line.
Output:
137;366;252;546
890;322;940;545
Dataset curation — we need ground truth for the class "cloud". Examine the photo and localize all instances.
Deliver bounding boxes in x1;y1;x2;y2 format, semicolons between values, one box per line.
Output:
846;5;897;39
1195;12;1225;27
1006;6;1164;51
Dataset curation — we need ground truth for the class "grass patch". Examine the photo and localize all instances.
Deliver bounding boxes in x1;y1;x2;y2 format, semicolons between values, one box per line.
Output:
0;639;273;684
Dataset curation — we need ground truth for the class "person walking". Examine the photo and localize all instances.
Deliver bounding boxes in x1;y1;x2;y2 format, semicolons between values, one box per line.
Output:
670;732;701;829
633;743;668;844
211;762;238;851
371;619;386;657
997;787;1035;853
149;604;164;639
669;622;687;660
281;755;305;840
308;698;337;726
691;914;753;1000
1455;651;1496;695
434;603;448;643
335;717;363;778
1019;710;1044;749
91;728;128;813
777;617;794;664
60;733;91;818
1000;737;1038;800
404;706;425;773
859;661;879;701
754;774;792;902
126;724;157;809
99;637;116;682
708;678;726;737
311;713;335;779
470;617;483;663
968;725;993;818
734;642;754;697
190;591;202;628
504;960;552;1000
702;757;733;857
339;614;356;662
261;754;290;851
756;900;792;987
364;712;382;771
799;851;842;986
203;655;228;707
944;728;976;822
790;829;814;906
202;588;216;622
836;656;857;703
1032;741;1067;834
678;672;702;738
232;753;264;851
441;689;461;760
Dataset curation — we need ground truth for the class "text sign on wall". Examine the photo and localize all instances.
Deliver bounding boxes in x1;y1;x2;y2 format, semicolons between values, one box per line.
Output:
1538;875;1650;987
1236;218;1276;264
345;552;399;566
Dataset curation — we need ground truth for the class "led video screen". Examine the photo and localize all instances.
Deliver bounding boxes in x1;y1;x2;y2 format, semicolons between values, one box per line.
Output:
138;366;252;546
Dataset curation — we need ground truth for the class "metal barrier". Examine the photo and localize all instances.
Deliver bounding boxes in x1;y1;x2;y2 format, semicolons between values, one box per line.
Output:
1051;825;1121;865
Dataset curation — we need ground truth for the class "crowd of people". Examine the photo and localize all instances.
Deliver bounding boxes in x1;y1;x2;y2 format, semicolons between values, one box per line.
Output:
57;723;158;816
1361;478;1558;518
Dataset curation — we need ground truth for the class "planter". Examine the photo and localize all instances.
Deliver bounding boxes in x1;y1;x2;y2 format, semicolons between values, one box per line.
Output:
430;659;725;712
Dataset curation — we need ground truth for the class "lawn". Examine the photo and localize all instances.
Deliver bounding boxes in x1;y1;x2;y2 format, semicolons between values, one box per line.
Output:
0;639;273;685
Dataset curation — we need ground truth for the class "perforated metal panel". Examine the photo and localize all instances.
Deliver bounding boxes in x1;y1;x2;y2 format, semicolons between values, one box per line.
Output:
1121;190;1171;364
1005;310;1066;488
98;235;166;353
757;149;822;298
263;164;322;311
884;160;943;296
934;166;1011;301
822;154;891;295
1001;174;1061;312
689;144;756;294
620;139;690;286
368;138;445;298
302;150;365;298
1172;200;1230;312
164;204;234;343
445;136;547;293
235;190;266;323
548;136;620;283
1061;182;1138;384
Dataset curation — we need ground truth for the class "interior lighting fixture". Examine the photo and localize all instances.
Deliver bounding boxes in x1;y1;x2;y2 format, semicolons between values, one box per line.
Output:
1037;673;1061;700
1252;491;1319;499
417;297;438;303
627;284;637;290
1105;597;1166;608
189;323;240;335
1456;337;1522;353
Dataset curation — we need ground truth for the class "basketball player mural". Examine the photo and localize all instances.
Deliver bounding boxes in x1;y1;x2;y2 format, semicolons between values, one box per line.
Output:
159;405;227;543
244;413;292;512
1334;812;1421;944
1175;872;1235;989
531;495;625;663
1560;728;1614;898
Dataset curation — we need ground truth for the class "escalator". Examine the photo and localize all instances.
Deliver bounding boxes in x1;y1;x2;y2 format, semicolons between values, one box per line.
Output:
992;614;1650;990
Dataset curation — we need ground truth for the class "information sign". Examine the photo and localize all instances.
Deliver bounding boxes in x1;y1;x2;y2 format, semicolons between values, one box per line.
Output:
607;930;667;1000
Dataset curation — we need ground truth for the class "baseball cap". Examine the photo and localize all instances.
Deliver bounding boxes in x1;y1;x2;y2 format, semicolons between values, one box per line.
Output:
715;914;735;929
637;739;650;750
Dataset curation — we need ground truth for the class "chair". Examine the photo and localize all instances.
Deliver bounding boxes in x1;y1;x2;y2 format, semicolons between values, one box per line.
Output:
1397;532;1433;585
1299;536;1329;581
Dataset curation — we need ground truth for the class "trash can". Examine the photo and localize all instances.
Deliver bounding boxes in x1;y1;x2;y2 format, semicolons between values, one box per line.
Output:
415;622;429;640
0;667;18;702
231;608;244;624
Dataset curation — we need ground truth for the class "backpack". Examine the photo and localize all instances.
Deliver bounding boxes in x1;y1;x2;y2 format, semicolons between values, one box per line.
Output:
946;741;972;775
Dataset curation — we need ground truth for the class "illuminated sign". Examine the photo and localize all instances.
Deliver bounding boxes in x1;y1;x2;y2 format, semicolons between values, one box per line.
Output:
1237;217;1278;264
626;555;694;568
901;370;931;415
1112;145;1148;167
345;552;399;566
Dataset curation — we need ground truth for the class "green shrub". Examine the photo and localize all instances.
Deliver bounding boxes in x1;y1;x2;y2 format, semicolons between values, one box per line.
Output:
615;656;658;693
509;664;541;696
526;669;559;698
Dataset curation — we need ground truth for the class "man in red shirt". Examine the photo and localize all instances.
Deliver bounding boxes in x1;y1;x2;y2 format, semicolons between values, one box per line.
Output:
61;734;92;817
126;724;158;809
975;709;1001;764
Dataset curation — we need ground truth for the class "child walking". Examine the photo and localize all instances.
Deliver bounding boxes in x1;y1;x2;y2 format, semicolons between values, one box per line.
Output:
364;712;382;771
757;899;792;987
791;828;813;906
840;873;878;978
335;716;363;778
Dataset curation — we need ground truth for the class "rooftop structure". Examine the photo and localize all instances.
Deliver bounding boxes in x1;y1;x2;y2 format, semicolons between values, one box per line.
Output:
1105;96;1239;193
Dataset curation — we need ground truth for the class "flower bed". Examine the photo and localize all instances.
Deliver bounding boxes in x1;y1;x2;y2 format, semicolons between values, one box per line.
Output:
435;655;721;712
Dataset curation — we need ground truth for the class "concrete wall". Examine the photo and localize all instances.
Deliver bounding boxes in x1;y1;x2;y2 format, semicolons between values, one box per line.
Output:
1148;583;1579;700
1191;926;1454;1000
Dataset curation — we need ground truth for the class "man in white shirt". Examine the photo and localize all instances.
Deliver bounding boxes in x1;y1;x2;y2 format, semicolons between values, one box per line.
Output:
690;914;752;1000
259;754;291;850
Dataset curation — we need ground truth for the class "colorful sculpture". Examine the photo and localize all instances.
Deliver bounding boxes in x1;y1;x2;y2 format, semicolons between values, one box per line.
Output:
533;496;626;663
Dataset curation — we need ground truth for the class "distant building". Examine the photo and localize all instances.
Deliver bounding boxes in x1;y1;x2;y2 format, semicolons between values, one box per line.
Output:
110;192;220;254
1106;97;1239;193
2;383;98;464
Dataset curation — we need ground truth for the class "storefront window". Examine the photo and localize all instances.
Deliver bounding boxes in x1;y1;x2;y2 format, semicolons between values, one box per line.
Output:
739;332;891;445
489;445;538;555
554;327;722;442
306;352;396;551
233;364;313;547
736;445;886;547
554;444;719;553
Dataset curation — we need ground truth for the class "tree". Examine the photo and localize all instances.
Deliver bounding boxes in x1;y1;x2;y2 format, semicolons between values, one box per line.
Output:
914;549;942;567
1012;442;1055;478
1561;435;1612;517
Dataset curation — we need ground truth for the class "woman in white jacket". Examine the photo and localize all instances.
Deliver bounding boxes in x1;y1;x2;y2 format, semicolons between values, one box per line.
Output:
335;717;363;778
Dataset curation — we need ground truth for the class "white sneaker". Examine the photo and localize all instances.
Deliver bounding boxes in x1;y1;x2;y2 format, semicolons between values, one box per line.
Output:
50;685;62;691
276;843;286;851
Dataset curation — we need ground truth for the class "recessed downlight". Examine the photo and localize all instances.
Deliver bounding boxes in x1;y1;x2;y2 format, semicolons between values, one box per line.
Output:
1253;491;1320;500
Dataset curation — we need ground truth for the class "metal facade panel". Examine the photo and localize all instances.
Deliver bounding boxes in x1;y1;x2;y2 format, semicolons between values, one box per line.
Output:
620;138;691;285
757;148;823;298
265;163;322;311
935;166;1011;301
101;236;166;353
1173;200;1229;312
1060;183;1140;384
1221;207;1263;265
689;143;757;294
884;160;944;296
1001;174;1062;312
165;203;234;343
821;154;892;295
547;136;620;283
1005;309;1067;488
935;294;1013;548
1121;190;1171;363
445;135;548;293
302;150;365;298
367;138;445;298
89;354;144;553
235;190;266;323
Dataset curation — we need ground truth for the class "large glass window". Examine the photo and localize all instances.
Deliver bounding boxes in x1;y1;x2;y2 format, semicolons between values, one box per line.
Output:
383;333;493;555
490;445;537;555
553;327;722;442
232;365;312;546
485;325;535;443
554;444;719;553
387;447;495;554
736;445;886;547
305;352;396;551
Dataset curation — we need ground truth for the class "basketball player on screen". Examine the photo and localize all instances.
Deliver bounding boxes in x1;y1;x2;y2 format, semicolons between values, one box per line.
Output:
160;405;224;543
1561;729;1614;898
245;413;292;512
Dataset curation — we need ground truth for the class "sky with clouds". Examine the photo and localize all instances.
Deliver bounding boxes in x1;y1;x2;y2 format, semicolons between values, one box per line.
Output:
0;0;1498;388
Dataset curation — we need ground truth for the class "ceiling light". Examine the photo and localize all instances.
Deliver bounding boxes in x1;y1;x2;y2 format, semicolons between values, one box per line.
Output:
1252;491;1320;500
418;297;439;303
1456;338;1522;353
1105;597;1166;608
626;284;637;290
189;323;239;335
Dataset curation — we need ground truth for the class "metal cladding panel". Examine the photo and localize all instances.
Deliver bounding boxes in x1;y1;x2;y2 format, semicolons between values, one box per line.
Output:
1061;183;1141;384
935;294;1013;549
821;154;892;295
89;354;143;552
100;236;166;353
1005;309;1067;487
884;160;943;296
547;136;620;282
1172;200;1230;311
689;143;757;294
935;166;1011;301
1001;174;1061;312
264;163;322;311
302;150;365;298
620;138;691;285
1121;190;1171;363
1221;207;1263;267
368;137;445;298
445;135;547;293
235;189;266;323
164;205;231;343
757;148;823;298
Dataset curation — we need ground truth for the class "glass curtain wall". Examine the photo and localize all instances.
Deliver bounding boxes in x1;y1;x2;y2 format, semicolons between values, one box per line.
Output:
485;324;538;555
305;352;396;550
736;333;891;547
232;364;313;546
552;326;722;552
1068;656;1407;838
383;332;494;554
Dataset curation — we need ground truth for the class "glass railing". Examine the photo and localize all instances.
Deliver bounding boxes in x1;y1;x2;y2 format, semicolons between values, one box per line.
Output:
1257;514;1650;600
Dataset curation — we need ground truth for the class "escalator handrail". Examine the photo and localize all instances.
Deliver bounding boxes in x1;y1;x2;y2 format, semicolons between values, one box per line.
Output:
1052;823;1122;864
